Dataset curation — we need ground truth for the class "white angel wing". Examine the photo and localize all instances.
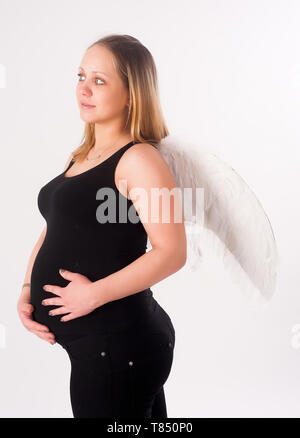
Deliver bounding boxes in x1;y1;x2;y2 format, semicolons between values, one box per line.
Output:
148;135;279;307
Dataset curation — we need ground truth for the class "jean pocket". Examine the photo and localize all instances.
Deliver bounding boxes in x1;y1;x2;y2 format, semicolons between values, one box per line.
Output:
61;332;110;363
107;330;174;374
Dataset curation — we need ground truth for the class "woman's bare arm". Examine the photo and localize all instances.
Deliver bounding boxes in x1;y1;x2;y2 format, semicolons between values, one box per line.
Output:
88;143;187;309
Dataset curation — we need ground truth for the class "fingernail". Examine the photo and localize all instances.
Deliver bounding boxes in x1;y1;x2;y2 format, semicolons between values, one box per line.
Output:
59;269;65;274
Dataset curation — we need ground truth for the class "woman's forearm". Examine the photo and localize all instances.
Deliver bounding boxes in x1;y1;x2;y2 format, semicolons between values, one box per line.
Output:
19;225;47;304
89;247;186;308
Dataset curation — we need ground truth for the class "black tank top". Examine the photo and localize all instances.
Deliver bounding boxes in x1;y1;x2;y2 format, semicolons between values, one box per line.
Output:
30;140;157;341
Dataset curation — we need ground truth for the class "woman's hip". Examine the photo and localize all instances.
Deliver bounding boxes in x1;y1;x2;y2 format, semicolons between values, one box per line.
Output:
55;294;175;348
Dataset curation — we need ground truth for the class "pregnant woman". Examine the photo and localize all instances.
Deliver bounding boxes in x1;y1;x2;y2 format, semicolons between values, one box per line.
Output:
17;34;187;418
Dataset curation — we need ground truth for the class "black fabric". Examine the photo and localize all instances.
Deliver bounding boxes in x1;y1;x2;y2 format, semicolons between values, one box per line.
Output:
58;308;175;418
30;140;176;417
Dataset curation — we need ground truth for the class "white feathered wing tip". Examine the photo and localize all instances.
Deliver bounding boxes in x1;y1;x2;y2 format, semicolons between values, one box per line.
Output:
148;135;279;308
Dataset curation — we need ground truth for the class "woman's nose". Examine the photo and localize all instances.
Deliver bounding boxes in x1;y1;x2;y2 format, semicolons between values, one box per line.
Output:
78;81;92;96
81;87;92;96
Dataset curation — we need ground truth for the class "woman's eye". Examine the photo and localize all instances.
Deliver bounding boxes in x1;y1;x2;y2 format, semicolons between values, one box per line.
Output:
76;73;104;85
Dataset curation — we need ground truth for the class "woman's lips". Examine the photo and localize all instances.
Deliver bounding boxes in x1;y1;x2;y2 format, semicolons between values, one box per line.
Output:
80;102;96;109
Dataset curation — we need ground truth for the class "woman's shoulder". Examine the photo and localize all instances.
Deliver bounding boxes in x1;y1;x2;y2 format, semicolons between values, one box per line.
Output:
116;141;171;184
121;142;161;165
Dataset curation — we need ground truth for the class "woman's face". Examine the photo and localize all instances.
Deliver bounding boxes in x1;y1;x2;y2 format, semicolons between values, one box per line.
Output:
76;44;129;124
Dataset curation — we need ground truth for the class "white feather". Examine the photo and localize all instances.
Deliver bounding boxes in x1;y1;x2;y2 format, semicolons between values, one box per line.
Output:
147;135;279;307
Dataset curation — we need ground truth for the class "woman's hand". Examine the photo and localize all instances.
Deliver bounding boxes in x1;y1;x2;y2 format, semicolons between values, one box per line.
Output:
17;299;56;345
41;269;100;323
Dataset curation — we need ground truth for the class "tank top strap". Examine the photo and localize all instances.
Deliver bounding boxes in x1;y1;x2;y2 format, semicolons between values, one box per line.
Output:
110;141;158;169
111;141;137;167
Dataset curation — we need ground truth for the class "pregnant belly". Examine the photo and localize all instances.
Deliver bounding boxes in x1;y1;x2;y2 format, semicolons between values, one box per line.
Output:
30;244;78;336
30;244;156;341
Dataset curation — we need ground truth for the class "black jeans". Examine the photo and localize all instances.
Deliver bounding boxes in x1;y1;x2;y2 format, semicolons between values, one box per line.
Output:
57;308;175;418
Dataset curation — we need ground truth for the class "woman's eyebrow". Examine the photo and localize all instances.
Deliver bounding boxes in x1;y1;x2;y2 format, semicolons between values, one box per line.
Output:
78;66;110;77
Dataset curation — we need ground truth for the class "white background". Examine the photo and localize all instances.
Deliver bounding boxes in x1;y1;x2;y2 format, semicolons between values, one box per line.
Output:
0;0;299;418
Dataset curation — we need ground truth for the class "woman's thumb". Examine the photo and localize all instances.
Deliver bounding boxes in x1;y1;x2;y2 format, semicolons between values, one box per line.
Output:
22;303;34;313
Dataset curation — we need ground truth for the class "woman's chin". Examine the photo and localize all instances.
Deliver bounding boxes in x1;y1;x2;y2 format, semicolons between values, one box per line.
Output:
79;114;98;123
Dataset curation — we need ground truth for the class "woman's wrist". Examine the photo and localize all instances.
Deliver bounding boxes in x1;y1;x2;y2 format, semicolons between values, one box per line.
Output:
88;279;108;309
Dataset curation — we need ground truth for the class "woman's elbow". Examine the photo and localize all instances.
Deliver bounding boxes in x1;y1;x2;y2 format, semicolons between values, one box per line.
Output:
172;245;187;272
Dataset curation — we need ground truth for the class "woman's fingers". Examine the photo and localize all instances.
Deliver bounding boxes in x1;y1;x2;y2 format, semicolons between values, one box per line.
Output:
19;303;50;332
21;312;50;333
18;302;56;344
21;302;34;313
32;330;56;344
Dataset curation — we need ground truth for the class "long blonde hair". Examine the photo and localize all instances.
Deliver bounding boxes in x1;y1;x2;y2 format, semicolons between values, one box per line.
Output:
72;34;169;162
